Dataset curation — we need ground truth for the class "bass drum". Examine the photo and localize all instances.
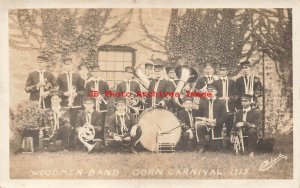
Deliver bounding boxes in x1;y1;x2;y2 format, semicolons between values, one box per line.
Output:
138;108;181;152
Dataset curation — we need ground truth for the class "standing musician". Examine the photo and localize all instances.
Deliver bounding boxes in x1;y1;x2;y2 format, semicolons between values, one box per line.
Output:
77;62;90;107
106;98;142;154
116;66;141;115
236;61;263;109
57;57;85;108
75;97;105;146
177;97;197;151
195;84;226;153
166;66;178;113
144;63;155;81
25;55;58;109
145;64;176;109
195;63;218;92
231;94;262;157
85;65;110;113
40;90;71;151
213;63;239;136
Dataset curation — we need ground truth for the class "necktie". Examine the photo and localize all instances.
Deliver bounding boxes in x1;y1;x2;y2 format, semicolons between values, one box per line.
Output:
126;80;131;93
120;115;126;135
53;111;59;130
86;113;91;124
208;99;214;119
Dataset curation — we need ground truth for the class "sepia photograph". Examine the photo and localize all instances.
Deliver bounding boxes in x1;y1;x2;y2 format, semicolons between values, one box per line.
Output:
7;7;293;180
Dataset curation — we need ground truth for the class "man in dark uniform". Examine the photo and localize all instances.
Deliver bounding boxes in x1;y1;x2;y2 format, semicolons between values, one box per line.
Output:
75;97;105;152
25;55;58;109
85;65;110;113
195;83;226;153
145;64;176;109
116;66;141;94
40;90;71;151
57;57;85;108
235;61;263;109
144;63;154;81
195;63;218;92
106;98;142;154
231;94;262;157
116;66;141;115
166;66;178;113
213;63;239;135
177;97;197;150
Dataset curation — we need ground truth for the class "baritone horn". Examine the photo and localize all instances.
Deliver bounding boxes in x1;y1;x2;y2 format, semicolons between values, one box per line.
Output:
78;123;101;153
174;65;198;107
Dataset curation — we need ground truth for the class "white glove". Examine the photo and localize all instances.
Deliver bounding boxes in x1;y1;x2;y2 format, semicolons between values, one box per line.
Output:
236;122;244;128
130;125;137;137
186;129;194;139
113;135;121;141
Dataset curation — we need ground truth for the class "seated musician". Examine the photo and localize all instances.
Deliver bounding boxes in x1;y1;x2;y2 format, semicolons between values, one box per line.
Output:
106;98;142;154
40;90;71;151
75;97;105;142
195;83;226;153
231;94;262;157
177;97;197;151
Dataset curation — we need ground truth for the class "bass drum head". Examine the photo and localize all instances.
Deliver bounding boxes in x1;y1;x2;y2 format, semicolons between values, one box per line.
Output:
138;108;181;152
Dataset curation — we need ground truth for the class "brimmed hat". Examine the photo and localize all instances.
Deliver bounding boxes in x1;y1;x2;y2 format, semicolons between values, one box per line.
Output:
125;66;134;73
145;63;153;70
241;94;252;100
166;67;175;74
240;61;251;68
153;64;164;71
37;56;49;63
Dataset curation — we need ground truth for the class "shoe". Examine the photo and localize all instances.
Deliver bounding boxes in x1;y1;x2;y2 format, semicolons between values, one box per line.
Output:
249;152;254;157
130;146;138;154
63;149;69;152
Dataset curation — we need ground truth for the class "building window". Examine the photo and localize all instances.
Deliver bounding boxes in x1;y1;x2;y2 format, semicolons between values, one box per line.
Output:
97;45;136;89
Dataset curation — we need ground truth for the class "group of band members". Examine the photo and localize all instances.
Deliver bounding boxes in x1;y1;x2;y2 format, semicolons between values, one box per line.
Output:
25;55;263;156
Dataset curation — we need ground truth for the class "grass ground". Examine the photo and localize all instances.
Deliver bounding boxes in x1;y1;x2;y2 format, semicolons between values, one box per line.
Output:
10;135;292;179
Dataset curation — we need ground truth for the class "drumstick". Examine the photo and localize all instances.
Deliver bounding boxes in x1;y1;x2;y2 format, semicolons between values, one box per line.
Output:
160;125;181;134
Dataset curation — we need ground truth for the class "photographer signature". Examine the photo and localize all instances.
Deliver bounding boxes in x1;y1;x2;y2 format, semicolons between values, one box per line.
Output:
259;153;287;171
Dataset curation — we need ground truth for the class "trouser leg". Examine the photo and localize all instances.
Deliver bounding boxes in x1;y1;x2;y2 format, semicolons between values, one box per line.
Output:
247;128;258;152
131;127;142;147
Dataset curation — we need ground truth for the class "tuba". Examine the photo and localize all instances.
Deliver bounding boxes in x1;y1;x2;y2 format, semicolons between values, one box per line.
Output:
78;123;101;153
133;64;150;90
174;65;198;108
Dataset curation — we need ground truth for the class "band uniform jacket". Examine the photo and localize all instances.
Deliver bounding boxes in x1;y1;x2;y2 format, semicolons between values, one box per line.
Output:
177;109;196;131
213;78;238;112
85;79;110;111
195;99;226;127
40;107;70;137
106;112;137;136
57;72;85;107
194;76;215;91
235;75;263;100
25;70;58;108
234;108;262;131
145;78;176;108
75;110;104;139
116;80;141;94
